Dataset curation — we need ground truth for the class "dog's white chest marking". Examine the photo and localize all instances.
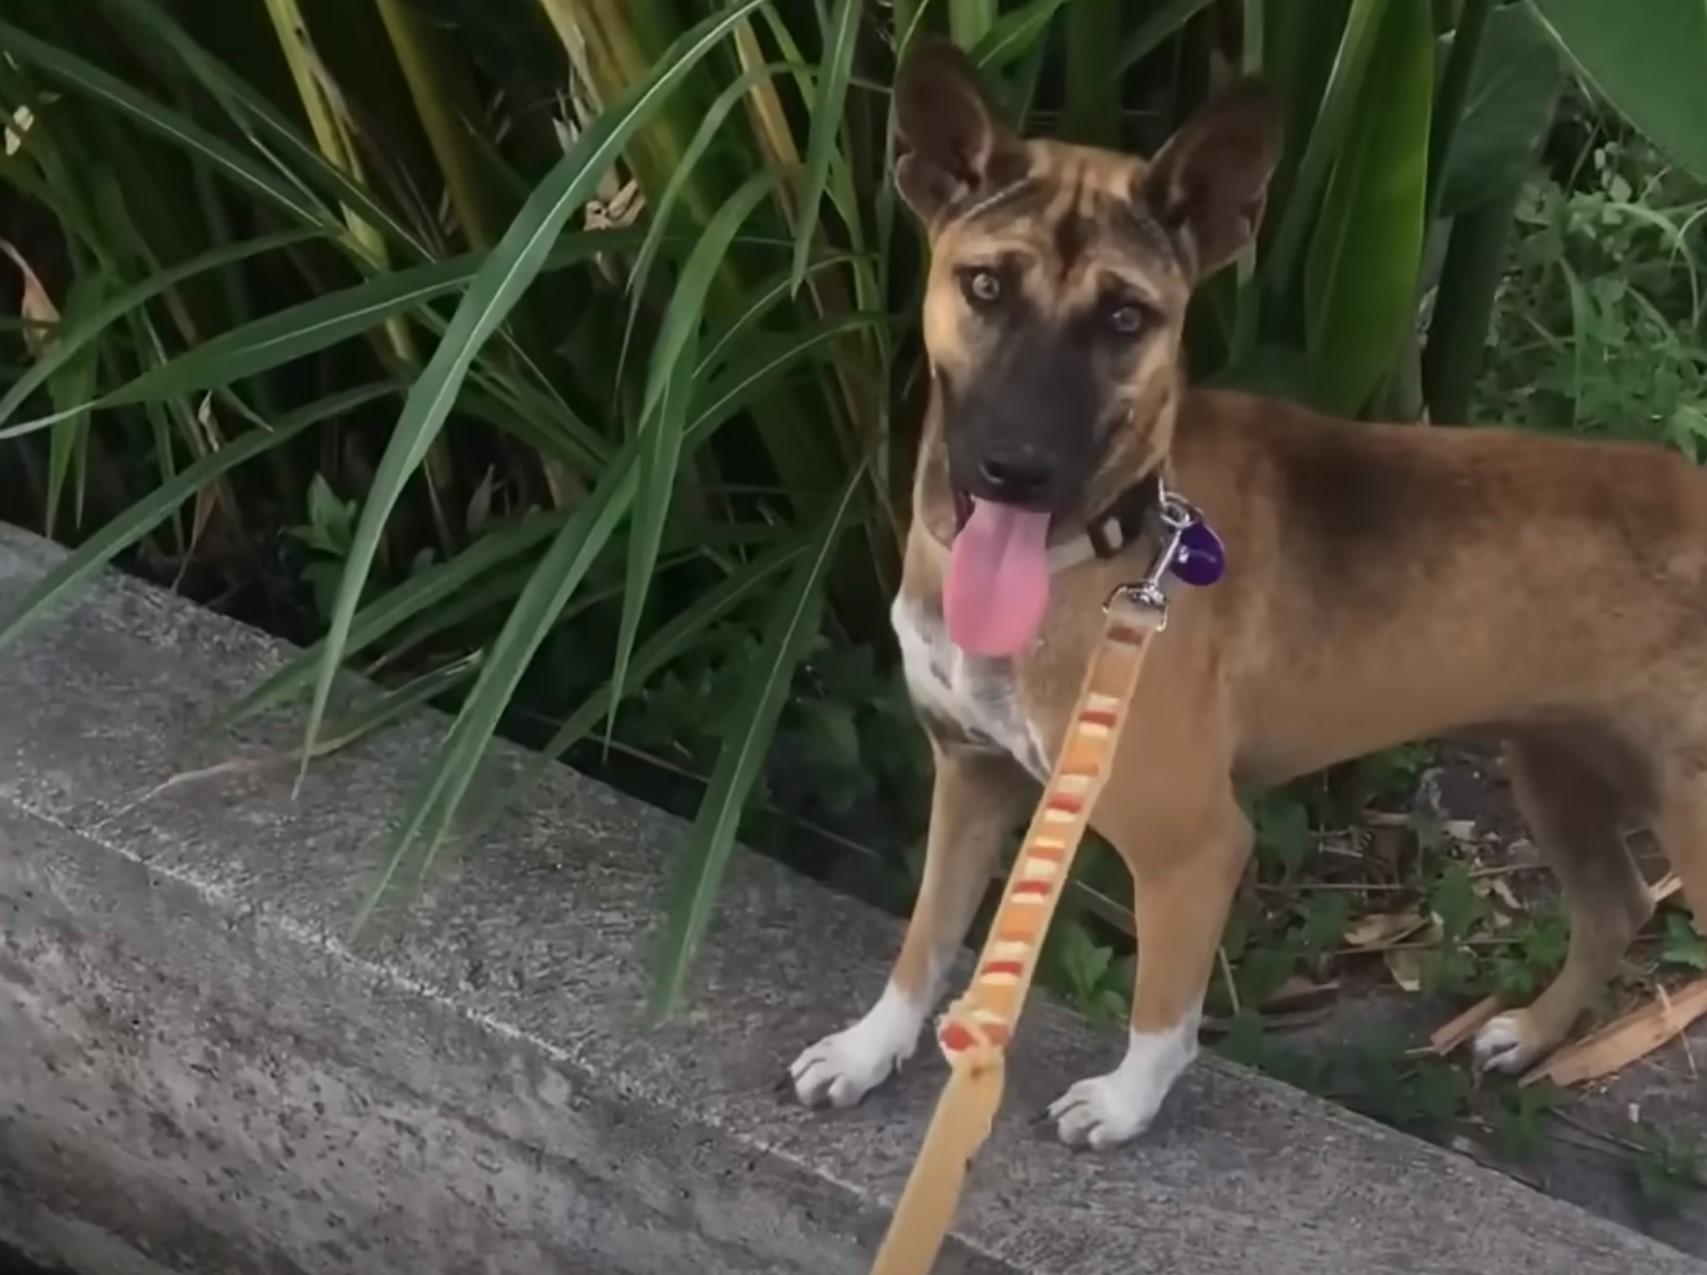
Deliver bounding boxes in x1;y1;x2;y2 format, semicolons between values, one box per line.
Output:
891;596;1050;780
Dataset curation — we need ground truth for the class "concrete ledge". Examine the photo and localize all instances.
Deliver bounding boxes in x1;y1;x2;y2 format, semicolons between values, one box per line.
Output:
0;522;1701;1275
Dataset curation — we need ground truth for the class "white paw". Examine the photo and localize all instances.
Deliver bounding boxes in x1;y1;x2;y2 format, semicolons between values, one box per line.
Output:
1048;1070;1165;1149
790;984;924;1108
1047;1017;1199;1150
1472;1011;1545;1074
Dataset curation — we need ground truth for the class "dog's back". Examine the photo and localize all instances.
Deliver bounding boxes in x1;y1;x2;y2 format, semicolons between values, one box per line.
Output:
1176;387;1707;788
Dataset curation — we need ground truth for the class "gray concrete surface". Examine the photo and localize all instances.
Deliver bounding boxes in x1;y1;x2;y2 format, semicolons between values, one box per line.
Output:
0;520;1702;1275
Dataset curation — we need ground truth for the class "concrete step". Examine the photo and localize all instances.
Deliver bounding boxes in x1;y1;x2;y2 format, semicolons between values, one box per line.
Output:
0;523;1700;1275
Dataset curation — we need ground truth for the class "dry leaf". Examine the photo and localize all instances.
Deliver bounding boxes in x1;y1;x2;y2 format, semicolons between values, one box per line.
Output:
1443;819;1477;842
1521;976;1707;1088
5;104;33;157
1;239;58;353
1384;947;1424;993
1344;909;1426;949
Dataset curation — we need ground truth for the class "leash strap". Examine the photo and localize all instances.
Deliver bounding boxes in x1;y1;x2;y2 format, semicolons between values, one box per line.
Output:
866;484;1222;1275
867;591;1167;1275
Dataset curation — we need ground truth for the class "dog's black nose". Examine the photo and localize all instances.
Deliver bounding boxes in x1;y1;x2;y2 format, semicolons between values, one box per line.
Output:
978;446;1055;504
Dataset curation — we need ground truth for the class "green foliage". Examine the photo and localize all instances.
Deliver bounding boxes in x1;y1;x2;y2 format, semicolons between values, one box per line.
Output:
1041;917;1133;1029
1353;742;1431;807
1490;1081;1566;1163
1660;908;1707;973
1631;1126;1707;1215
1489;911;1569;999
1221;1014;1471;1139
289;474;361;620
1247;788;1317;880
1475;130;1707;447
1529;0;1707;184
1;0;1704;1016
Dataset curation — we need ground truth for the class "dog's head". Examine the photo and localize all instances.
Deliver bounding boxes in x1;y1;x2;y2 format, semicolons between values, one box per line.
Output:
896;38;1280;654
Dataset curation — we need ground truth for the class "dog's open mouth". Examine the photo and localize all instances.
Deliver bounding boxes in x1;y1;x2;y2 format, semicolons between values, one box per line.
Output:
944;495;1054;658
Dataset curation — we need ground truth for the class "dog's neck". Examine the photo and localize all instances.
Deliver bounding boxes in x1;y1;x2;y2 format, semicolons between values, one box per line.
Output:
912;395;1172;574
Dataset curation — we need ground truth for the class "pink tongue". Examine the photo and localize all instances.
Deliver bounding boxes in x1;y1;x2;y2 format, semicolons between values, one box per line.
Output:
945;499;1052;657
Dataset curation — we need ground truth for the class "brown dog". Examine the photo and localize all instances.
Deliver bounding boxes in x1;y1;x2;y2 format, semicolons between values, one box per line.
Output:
790;36;1707;1149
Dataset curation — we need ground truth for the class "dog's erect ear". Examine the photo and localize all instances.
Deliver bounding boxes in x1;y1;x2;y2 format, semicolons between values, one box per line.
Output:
893;36;1026;221
1139;77;1282;278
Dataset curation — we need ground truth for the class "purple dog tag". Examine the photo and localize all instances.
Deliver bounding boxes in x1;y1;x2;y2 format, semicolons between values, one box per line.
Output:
1170;519;1225;587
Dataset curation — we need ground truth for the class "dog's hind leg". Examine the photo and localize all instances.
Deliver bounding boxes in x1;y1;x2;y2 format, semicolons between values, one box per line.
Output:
1474;736;1654;1073
791;741;1029;1108
1642;756;1707;978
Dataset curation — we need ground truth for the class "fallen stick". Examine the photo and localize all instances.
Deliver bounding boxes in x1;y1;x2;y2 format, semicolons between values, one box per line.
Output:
1520;975;1707;1088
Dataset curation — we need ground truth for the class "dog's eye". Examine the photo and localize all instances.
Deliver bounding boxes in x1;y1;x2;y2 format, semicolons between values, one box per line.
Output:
961;268;1002;307
1108;304;1148;337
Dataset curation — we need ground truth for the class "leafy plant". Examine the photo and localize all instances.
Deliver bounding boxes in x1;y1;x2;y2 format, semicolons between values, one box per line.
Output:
1660;907;1707;973
1474;127;1707;448
1490;910;1569;999
1;0;1705;1018
1040;916;1133;1029
288;474;361;621
1631;1126;1707;1216
1491;1081;1566;1163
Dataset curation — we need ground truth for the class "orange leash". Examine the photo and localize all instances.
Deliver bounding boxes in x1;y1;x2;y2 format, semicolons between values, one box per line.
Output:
868;493;1216;1275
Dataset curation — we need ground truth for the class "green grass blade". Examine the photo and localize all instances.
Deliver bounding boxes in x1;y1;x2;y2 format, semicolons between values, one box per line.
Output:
363;563;567;677
465;533;811;849
0;230;640;440
1061;0;1122;146
789;0;861;296
0;229;317;430
300;0;772;788
0;382;398;656
363;531;768;680
696;250;873;377
616;325;699;727
1261;0;1387;302
972;0;1074;71
615;171;781;719
1303;0;1434;416
353;451;643;929
8;257;475;433
96;0;429;259
313;653;485;757
688;312;891;442
41;363;94;539
204;507;571;734
618;58;797;392
649;462;866;1016
949;0;999;48
1114;0;1219;76
0;19;333;231
633;172;783;435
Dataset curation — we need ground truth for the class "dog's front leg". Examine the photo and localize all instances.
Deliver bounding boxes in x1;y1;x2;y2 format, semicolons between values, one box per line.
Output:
791;739;1029;1108
1050;785;1251;1149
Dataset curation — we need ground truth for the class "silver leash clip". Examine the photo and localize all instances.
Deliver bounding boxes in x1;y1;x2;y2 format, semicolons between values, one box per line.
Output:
1104;482;1198;629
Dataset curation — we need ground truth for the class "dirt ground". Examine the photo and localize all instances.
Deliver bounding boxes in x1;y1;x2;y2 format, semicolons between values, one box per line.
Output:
1263;743;1707;1260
